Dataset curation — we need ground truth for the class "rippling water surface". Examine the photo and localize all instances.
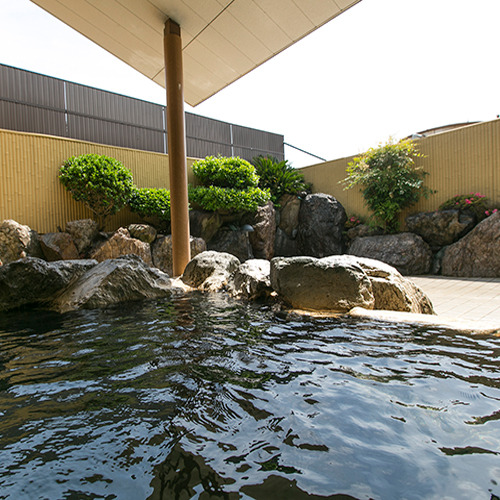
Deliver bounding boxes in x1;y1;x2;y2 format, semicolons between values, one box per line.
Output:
0;293;499;499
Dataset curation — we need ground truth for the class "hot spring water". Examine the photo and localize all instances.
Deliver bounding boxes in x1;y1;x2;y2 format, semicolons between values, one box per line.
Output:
0;293;499;499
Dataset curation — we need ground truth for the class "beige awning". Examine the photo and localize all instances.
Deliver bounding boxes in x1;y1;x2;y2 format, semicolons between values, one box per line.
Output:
30;0;361;106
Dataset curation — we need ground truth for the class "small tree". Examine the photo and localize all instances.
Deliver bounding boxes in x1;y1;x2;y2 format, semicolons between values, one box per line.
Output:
59;154;134;229
342;139;433;232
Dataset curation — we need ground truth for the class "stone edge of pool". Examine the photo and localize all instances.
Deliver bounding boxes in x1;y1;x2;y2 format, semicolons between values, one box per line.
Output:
348;307;500;336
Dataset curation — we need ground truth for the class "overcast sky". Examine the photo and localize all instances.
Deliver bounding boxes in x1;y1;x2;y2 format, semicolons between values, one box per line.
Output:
1;0;499;167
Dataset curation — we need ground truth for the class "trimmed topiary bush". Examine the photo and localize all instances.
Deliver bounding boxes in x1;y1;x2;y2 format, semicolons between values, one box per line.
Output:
59;154;134;229
188;185;270;213
252;155;310;204
129;187;171;221
192;156;259;189
189;156;270;214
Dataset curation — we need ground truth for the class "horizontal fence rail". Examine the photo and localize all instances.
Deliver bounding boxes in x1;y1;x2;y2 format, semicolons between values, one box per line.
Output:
0;63;284;162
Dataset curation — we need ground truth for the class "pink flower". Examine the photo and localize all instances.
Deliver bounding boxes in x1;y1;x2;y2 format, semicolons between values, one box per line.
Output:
485;210;490;216
494;209;498;214
465;199;472;204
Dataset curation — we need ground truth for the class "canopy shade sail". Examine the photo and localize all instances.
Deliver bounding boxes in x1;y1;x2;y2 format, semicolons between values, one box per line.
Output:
30;0;361;107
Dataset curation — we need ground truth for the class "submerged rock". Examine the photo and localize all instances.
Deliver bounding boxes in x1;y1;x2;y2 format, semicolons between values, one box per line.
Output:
349;233;432;275
0;257;97;311
52;255;177;313
441;211;500;277
182;251;240;292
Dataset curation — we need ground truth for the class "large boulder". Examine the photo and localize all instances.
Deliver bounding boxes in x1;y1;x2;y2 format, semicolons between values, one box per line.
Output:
441;211;500;277
52;255;177;313
270;255;374;312
406;210;475;248
349;233;432;275
127;223;157;244
0;257;97;311
248;201;276;260
274;227;299;257
0;220;43;264
182;251;240;292
65;219;99;255
152;235;206;276
270;255;434;314
91;228;153;266
229;259;273;300
354;257;434;314
207;229;254;262
189;210;223;242
297;193;346;257
40;232;79;261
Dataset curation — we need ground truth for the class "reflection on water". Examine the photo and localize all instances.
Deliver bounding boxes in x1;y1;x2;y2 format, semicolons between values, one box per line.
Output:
0;292;499;499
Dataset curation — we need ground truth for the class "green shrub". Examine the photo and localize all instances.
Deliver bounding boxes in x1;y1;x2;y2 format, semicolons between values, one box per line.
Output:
129;187;171;221
342;139;434;233
189;185;270;213
439;192;498;221
252;155;310;204
192;156;259;189
59;154;134;229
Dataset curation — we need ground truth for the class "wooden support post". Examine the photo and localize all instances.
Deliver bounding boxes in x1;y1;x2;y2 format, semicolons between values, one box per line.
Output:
164;18;190;277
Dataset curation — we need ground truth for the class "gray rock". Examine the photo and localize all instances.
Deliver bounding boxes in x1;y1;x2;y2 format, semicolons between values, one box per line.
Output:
0;219;43;264
91;228;153;266
182;251;240;292
345;224;383;242
278;194;301;237
229;259;272;300
189;210;223;242
270;255;374;312
349;233;432;275
406;210;476;247
0;257;97;311
354;257;434;314
65;219;99;255
248;201;276;259
40;232;79;261
52;255;176;313
208;229;254;262
127;223;157;244
152;235;206;276
297;193;346;257
274;227;299;257
441;211;500;277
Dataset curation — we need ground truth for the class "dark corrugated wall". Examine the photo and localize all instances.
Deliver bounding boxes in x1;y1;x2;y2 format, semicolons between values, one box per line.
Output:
0;63;284;162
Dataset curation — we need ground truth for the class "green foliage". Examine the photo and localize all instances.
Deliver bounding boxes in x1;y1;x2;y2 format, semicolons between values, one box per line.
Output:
192;156;259;189
129;187;171;221
59;154;134;228
189;185;271;213
439;192;498;221
190;155;270;214
342;139;434;233
251;155;310;204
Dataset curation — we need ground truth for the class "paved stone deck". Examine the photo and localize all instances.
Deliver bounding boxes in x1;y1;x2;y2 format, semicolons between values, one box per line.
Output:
409;276;500;325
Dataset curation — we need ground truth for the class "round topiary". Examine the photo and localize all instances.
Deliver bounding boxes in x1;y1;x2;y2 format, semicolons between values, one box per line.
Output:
129;187;171;221
59;154;134;229
192;156;259;189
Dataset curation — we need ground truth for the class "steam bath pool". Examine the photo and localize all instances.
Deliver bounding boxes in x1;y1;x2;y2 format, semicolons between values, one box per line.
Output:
0;293;499;499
